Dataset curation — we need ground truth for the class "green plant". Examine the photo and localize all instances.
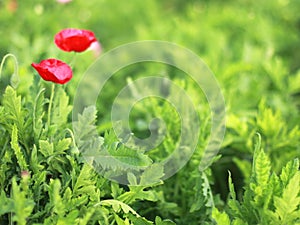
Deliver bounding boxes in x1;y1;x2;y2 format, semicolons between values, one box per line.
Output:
212;135;300;225
0;0;300;224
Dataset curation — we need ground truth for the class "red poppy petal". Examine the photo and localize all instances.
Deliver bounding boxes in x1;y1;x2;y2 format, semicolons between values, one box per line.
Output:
54;28;97;52
31;59;73;84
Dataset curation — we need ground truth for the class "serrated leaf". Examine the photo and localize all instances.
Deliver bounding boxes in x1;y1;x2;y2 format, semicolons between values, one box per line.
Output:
92;142;152;172
32;171;47;202
0;145;13;188
51;86;72;128
0;190;13;216
72;164;99;202
127;172;137;186
73;106;98;146
32;88;46;141
39;140;54;157
254;149;271;187
280;158;299;187
118;186;158;205
250;136;271;208
114;213;130;225
99;199;140;217
11;124;28;171
48;179;65;217
190;172;213;212
274;172;300;223
2;86;25;133
55;138;72;153
77;208;96;225
30;144;44;173
212;208;231;225
140;163;164;185
11;177;34;225
228;171;241;215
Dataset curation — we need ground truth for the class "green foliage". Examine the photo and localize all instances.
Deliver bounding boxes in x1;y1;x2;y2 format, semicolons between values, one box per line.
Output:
2;86;28;148
213;137;300;225
50;85;72;132
11;124;28;171
0;0;300;224
212;208;230;225
0;80;177;224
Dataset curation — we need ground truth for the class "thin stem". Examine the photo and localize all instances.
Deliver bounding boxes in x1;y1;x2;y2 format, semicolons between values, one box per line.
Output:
0;53;19;84
65;128;79;155
69;51;77;67
47;83;55;131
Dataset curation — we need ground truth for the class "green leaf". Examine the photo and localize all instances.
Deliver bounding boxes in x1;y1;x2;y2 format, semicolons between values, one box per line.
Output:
32;87;46;141
155;216;176;225
99;199;140;216
39;140;54;157
0;139;13;187
128;213;153;225
280;158;299;187
0;190;12;216
2;86;25;133
212;208;231;225
11;177;34;225
251;135;271;207
227;171;241;216
48;179;65;217
55;138;72;153
274;172;300;224
30;144;44;173
232;218;247;225
257;100;284;138
72;164;99;202
140;163;164;185
190;172;214;212
77;208;95;225
73;106;98;147
31;171;47;205
254;147;271;184
114;213;130;225
117;185;158;205
90;130;152;172
51;86;72;127
11;124;28;171
127;172;137;186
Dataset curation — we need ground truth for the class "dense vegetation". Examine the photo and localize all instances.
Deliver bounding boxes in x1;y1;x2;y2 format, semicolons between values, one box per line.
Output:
0;0;299;224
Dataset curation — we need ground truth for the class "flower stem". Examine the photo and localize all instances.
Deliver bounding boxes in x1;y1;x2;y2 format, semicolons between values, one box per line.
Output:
69;51;77;67
0;53;19;87
47;83;55;131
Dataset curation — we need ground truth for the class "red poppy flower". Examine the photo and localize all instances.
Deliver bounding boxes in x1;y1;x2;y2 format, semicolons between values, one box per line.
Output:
54;28;97;52
31;59;73;84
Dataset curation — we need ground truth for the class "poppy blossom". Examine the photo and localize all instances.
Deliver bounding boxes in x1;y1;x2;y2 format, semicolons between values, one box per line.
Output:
31;59;72;84
54;28;97;52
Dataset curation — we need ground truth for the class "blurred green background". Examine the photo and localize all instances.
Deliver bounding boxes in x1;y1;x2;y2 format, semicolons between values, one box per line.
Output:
0;0;300;223
1;0;300;109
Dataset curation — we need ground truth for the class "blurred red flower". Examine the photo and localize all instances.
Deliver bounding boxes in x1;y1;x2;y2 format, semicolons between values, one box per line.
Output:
31;59;73;84
54;28;97;52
